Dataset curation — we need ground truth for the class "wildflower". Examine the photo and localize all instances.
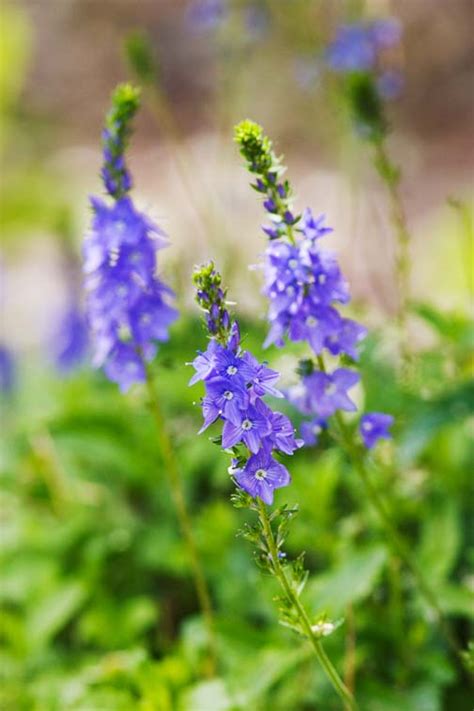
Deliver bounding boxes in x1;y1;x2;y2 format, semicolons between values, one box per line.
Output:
326;19;401;74
192;262;301;504
360;412;394;449
325;17;403;141
235;120;394;442
51;302;88;373
83;84;178;392
0;345;15;395
288;369;359;420
300;417;327;447
232;448;291;505
186;0;228;32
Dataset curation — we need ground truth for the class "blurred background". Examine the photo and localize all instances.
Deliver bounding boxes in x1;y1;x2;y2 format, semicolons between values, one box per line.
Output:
0;1;473;710
2;0;473;353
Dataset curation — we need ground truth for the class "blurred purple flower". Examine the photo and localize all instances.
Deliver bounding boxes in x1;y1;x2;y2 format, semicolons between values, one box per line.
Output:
51;303;88;373
360;412;394;449
0;345;16;395
376;69;404;100
300;417;327;447
186;0;228;32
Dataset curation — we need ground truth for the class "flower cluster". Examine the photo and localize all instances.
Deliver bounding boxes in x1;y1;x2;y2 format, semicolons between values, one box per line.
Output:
191;263;301;504
83;84;178;392
324;18;403;141
326;19;403;100
186;0;268;39
235;120;393;450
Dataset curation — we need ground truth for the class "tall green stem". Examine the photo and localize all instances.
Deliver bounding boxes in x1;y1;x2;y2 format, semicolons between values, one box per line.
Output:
143;364;217;675
256;499;358;711
373;139;412;366
315;357;458;655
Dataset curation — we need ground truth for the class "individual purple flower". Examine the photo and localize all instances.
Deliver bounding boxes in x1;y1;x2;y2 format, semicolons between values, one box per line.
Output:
268;411;304;454
241;351;283;399
289;368;359;419
326;24;376;73
300;418;327;447
360;412;394;449
302;208;333;241
233;448;291;505
201;375;250;427
324;318;368;360
51;302;88;373
188;339;223;385
0;345;16;395
186;0;227;32
222;399;272;453
103;342;146;393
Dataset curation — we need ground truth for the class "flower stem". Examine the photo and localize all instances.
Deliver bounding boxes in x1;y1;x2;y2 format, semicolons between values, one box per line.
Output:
143;363;217;676
256;498;358;711
373;139;412;368
315;353;457;652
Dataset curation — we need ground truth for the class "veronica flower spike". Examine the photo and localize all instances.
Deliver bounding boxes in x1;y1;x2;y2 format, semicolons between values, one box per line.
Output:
325;19;412;367
83;84;216;674
191;262;357;710
235;120;457;654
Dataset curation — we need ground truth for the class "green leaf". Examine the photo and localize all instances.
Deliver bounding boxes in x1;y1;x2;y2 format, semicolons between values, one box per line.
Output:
306;545;387;616
180;679;235;711
28;581;87;648
417;500;460;585
412;302;474;348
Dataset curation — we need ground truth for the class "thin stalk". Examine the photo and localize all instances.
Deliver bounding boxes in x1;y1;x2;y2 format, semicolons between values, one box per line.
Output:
315;355;459;656
373;139;412;367
344;604;356;696
257;499;358;711
143;363;217;675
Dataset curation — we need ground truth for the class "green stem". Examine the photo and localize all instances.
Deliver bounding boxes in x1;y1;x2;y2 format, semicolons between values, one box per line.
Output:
315;355;459;656
256;499;358;711
373;139;412;367
143;363;217;675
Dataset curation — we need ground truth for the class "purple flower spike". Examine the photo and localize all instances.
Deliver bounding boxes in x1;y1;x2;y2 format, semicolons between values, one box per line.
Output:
360;412;394;449
234;448;291;504
191;263;299;503
84;88;178;393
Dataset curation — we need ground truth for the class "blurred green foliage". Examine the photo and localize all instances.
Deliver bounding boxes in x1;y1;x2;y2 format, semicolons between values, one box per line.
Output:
1;309;472;709
1;2;473;709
